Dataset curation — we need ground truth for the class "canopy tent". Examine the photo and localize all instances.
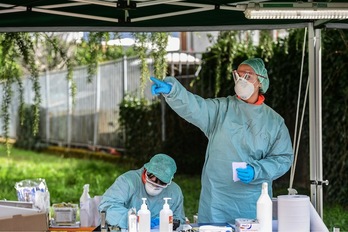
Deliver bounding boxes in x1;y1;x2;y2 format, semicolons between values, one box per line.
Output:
1;0;347;219
0;0;347;32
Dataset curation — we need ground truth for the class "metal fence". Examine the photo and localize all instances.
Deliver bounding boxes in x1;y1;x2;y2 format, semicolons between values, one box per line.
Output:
0;52;202;151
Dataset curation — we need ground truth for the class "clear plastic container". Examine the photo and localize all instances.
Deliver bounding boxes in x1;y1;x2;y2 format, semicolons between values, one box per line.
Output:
52;203;78;225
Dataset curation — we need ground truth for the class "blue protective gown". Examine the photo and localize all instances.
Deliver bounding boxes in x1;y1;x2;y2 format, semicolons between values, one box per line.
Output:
163;76;294;224
98;168;185;228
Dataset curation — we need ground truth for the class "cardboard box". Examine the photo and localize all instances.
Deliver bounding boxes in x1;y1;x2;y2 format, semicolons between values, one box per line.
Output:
0;205;41;218
0;211;49;231
0;200;33;209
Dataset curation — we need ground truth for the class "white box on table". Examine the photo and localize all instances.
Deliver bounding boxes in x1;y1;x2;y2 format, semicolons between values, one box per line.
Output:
235;218;260;232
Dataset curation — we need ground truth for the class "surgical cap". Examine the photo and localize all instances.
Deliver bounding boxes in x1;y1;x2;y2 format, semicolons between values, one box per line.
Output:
144;154;177;184
241;58;269;93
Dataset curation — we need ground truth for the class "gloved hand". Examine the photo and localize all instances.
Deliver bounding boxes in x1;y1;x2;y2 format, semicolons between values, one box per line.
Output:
236;165;255;184
151;217;159;229
150;76;172;95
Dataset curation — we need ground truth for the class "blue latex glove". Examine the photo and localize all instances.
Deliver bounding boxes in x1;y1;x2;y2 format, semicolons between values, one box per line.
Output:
151;217;159;229
150;76;172;95
236;165;255;184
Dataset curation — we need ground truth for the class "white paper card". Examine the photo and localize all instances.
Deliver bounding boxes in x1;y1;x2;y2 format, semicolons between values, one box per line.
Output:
232;162;247;182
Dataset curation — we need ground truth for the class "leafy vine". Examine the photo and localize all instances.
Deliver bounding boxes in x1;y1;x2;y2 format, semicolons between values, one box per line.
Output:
0;32;169;154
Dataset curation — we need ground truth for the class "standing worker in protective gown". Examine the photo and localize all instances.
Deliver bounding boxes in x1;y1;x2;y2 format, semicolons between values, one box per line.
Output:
150;58;294;224
98;153;185;229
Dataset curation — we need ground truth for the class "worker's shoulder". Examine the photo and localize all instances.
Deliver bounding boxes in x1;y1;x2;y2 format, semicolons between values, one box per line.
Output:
263;104;285;122
167;181;184;193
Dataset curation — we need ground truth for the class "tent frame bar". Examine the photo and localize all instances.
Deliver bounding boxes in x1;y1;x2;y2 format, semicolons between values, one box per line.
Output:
308;22;329;218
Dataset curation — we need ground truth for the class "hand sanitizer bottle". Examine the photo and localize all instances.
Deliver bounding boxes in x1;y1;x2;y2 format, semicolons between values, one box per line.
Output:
80;184;91;227
137;198;150;232
160;198;173;232
128;208;137;232
257;182;272;232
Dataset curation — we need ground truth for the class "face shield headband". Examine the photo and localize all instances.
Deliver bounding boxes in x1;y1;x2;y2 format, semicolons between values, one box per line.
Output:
232;70;267;84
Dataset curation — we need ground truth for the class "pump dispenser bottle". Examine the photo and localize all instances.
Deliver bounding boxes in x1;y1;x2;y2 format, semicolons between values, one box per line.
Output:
80;184;91;227
80;184;91;207
257;182;272;232
137;198;150;232
160;198;173;232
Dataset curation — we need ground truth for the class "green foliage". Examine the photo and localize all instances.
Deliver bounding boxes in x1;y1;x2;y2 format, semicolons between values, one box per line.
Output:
0;146;130;204
133;32;169;97
324;204;348;231
0;33;40;154
118;94;162;164
14;104;44;151
320;29;348;206
133;33;151;97
150;32;169;79
75;32;137;82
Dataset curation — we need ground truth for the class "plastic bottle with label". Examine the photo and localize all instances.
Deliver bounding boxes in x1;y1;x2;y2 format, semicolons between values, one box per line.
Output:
159;198;173;232
80;184;91;227
137;198;151;232
257;182;272;232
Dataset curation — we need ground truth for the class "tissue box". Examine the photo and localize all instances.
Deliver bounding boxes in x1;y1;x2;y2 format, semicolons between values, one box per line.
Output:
52;203;78;225
235;218;260;232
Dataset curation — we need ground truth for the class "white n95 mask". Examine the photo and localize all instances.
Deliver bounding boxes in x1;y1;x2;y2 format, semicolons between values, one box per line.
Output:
145;182;163;196
233;71;255;100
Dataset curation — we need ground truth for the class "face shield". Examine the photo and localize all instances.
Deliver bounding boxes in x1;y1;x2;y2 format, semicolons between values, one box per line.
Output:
233;70;258;84
144;171;171;196
145;171;171;188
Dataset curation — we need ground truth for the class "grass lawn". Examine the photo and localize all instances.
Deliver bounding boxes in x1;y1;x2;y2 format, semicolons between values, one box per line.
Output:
0;145;346;231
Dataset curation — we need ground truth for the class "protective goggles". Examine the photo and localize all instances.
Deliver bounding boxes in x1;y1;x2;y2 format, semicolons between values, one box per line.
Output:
232;70;267;83
145;171;171;188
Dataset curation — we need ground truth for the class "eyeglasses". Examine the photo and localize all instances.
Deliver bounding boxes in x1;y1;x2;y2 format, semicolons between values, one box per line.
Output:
233;70;267;83
145;171;170;188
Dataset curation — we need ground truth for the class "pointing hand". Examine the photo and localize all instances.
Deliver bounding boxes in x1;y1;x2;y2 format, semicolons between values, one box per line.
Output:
150;76;172;95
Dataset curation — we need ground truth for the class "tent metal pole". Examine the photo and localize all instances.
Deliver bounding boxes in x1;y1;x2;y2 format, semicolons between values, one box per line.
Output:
308;22;324;218
315;28;324;218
